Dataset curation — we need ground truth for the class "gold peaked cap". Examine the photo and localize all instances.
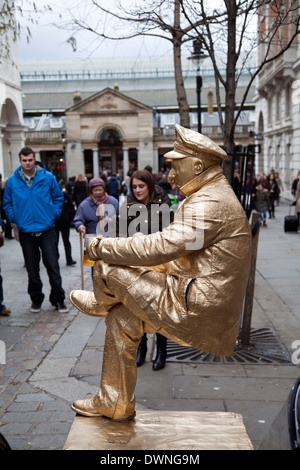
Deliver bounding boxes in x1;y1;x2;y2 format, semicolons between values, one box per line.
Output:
164;124;227;160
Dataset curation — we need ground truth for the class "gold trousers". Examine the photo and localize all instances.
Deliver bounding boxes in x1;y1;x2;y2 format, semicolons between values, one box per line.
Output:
92;260;164;419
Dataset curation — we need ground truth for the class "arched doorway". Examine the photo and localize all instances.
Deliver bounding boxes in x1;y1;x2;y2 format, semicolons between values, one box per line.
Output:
0;98;24;176
98;127;123;175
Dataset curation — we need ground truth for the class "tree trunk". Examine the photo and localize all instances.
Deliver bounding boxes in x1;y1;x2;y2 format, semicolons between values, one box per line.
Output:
173;0;190;128
222;0;238;183
173;39;191;128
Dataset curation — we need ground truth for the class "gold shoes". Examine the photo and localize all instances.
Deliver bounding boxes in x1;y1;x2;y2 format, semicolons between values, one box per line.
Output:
71;395;136;422
69;290;107;317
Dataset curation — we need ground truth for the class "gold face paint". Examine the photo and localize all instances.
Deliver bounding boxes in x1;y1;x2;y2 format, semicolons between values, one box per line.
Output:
168;157;196;194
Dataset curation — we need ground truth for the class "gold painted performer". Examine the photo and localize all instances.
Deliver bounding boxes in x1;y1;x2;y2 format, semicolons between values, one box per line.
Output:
69;125;252;421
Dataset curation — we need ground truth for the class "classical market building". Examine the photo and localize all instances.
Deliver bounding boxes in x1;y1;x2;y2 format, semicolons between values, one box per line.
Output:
20;56;256;182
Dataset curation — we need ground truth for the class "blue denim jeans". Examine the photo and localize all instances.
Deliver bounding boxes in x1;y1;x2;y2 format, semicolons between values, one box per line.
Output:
19;228;65;306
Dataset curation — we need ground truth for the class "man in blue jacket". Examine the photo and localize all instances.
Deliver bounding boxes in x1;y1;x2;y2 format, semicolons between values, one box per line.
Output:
3;147;69;313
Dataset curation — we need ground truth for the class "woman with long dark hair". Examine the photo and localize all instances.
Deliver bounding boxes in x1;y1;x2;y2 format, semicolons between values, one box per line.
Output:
126;169;174;371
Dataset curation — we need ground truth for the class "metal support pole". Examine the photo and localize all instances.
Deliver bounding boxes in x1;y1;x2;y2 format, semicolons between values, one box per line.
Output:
239;212;261;346
196;75;202;134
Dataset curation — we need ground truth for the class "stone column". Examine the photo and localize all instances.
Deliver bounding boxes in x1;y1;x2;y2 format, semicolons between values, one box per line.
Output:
123;147;129;177
154;147;159;174
7;127;25;175
93;148;99;177
137;141;154;170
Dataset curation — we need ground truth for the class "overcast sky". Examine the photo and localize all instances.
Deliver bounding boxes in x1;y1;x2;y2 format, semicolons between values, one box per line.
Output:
18;25;172;62
16;1;255;70
17;0;174;62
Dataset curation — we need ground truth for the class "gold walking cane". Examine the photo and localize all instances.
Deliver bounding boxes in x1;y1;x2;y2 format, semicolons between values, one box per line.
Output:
79;231;84;290
80;231;95;290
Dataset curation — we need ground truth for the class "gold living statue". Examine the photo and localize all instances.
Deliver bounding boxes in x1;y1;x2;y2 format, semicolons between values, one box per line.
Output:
69;125;252;421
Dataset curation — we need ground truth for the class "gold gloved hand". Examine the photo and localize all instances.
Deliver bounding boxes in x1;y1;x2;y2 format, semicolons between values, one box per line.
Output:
86;236;102;261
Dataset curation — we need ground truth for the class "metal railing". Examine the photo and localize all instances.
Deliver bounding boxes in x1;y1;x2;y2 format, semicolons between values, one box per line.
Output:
153;124;252;139
25;130;65;142
20;65;256;83
25;124;254;143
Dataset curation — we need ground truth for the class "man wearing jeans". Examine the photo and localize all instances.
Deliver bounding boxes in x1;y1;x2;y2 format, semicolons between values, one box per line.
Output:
3;147;68;313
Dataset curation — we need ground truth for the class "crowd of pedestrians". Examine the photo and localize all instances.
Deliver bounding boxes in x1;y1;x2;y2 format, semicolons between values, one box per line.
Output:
0;151;299;333
233;168;290;227
0;155;179;373
0;157;176;369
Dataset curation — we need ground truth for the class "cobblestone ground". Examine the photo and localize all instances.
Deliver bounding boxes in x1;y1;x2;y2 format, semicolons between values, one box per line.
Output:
0;228;90;450
0;201;300;451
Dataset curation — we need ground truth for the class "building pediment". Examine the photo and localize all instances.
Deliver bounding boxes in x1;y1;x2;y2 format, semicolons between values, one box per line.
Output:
66;87;152;114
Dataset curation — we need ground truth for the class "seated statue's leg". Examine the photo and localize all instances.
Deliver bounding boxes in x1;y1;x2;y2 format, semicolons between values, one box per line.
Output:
70;260;190;350
69;260;130;316
69;290;107;317
70;261;162;328
71;303;144;421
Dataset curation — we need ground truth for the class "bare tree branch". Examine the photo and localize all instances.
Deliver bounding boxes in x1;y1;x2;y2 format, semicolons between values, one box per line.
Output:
60;0;204;128
180;0;300;180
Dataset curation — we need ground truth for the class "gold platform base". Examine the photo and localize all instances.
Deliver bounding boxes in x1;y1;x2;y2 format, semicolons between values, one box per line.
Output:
63;410;253;450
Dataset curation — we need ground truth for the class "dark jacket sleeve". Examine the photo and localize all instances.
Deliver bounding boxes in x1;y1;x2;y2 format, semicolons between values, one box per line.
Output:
73;202;86;230
2;179;14;223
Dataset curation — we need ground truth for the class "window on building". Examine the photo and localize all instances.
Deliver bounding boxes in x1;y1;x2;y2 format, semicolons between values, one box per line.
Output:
268;96;273;126
285;83;291;118
50;117;63;129
191;112;198;126
24;118;35;129
276;91;281;122
162;113;176;126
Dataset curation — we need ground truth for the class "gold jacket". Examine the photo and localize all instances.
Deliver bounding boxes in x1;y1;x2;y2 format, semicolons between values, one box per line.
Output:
87;164;251;356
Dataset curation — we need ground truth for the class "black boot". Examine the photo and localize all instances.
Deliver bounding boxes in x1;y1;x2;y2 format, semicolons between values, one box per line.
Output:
136;333;147;367
152;333;167;371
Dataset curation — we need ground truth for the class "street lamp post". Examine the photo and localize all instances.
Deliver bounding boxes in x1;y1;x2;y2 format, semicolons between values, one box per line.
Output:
188;39;208;134
196;75;202;133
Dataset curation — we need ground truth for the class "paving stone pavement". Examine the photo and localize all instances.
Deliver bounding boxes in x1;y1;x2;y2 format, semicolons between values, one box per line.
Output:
0;200;300;451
